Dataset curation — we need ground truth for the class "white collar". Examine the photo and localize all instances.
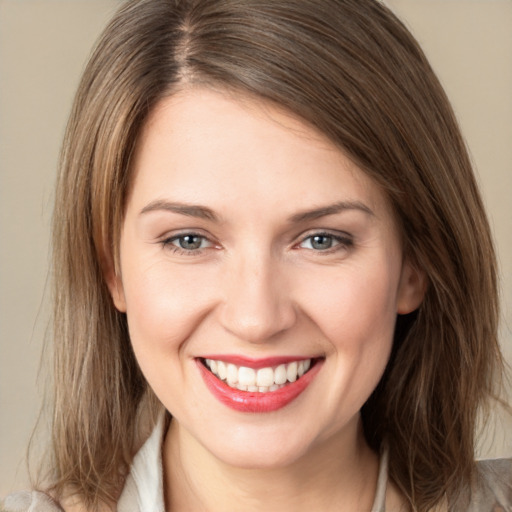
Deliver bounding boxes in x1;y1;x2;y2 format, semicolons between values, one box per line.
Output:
117;412;166;512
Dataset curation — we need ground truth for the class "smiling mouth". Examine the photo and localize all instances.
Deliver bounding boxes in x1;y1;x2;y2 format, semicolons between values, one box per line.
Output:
198;356;324;412
200;358;316;393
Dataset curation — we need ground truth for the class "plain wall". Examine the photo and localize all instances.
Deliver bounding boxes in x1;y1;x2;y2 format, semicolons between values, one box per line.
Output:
1;0;511;495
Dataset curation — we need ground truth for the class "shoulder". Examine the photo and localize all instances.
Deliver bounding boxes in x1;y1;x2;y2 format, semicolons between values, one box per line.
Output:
452;458;512;511
475;458;512;502
1;491;64;512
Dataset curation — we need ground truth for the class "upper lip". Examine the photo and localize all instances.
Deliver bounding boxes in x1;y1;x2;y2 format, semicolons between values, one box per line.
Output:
198;355;321;369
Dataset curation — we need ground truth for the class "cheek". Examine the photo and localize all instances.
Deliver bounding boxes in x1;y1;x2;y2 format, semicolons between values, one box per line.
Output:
296;259;400;418
120;260;220;406
120;256;215;363
301;260;400;349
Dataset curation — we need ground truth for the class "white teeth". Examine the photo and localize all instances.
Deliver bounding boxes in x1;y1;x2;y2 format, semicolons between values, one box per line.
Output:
226;363;238;386
217;361;227;380
256;367;274;387
274;364;287;385
205;358;313;392
287;362;298;383
238;367;256;387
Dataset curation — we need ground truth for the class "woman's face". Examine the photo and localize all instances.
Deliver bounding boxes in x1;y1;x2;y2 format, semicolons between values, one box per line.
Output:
109;88;424;468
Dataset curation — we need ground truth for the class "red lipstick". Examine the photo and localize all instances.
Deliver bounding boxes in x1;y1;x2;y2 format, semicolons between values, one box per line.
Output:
197;358;323;413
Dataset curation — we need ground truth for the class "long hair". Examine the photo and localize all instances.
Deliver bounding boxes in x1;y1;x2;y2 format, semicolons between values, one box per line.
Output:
47;1;503;510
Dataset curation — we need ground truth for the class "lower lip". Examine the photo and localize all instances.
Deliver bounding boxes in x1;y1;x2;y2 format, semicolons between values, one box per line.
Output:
197;359;323;413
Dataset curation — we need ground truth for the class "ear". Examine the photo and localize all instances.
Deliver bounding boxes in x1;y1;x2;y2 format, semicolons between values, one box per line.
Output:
396;259;427;314
102;253;127;313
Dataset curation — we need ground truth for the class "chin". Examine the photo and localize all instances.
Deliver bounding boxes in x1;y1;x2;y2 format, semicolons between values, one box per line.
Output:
201;424;317;470
214;445;308;470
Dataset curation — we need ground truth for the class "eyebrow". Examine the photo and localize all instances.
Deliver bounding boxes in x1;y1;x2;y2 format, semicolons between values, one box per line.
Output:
139;199;374;223
288;201;375;223
140;200;218;221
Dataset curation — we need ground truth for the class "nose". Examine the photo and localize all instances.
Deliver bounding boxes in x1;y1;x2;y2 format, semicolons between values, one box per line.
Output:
218;251;297;343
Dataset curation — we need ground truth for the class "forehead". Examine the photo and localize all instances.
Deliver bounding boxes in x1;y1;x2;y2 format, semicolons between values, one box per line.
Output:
128;87;392;222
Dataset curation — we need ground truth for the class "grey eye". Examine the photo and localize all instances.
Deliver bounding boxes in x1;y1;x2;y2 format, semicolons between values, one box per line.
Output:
300;234;337;250
310;235;334;250
175;234;204;250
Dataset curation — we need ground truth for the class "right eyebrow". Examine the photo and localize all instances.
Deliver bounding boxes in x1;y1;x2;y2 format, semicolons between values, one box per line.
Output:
139;200;219;222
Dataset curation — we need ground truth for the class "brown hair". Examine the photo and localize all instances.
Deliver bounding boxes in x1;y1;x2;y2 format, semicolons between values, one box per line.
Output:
46;0;504;510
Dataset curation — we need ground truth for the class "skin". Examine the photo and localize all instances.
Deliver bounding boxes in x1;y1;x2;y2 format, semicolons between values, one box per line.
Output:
107;87;424;511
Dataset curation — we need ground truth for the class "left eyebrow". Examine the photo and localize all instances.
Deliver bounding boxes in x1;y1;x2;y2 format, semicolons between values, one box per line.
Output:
288;201;375;223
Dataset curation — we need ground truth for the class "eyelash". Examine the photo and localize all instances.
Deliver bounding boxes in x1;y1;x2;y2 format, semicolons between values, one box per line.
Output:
296;232;353;253
160;231;353;256
161;232;214;256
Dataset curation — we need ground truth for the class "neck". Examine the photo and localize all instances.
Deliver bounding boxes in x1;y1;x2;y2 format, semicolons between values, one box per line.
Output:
163;415;380;512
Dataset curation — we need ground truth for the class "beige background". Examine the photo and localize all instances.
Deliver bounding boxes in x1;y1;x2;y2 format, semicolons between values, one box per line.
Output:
0;0;511;495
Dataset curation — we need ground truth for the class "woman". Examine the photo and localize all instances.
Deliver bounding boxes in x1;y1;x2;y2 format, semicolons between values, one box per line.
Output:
2;0;510;510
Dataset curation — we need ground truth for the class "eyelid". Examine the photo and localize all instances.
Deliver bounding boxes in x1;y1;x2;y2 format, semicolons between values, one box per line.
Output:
170;234;212;247
159;230;219;256
295;230;354;252
157;227;211;242
156;228;353;256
